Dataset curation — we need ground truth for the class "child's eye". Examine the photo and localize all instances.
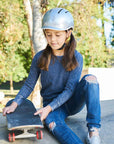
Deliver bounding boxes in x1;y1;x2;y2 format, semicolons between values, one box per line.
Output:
47;35;51;37
56;35;60;37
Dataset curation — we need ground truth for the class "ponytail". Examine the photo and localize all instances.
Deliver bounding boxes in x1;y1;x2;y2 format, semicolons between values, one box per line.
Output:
62;33;78;71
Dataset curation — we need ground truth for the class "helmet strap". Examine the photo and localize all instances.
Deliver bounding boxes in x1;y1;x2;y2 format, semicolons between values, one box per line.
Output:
57;43;65;50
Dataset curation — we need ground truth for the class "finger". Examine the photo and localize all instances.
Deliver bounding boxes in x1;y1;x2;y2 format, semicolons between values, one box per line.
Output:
7;109;12;114
34;109;42;115
41;115;45;121
41;117;43;121
5;107;14;114
3;108;8;116
2;109;6;116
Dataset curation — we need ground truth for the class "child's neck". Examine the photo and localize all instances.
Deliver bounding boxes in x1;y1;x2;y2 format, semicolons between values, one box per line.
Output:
53;49;64;56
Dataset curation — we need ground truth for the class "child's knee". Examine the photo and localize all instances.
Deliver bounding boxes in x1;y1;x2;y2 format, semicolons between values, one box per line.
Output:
85;75;98;84
49;121;56;131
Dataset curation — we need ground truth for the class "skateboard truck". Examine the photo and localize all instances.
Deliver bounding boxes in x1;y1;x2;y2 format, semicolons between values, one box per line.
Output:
8;128;43;142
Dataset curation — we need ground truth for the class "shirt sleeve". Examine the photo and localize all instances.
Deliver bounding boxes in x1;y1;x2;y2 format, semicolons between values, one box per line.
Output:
13;53;41;105
49;52;83;111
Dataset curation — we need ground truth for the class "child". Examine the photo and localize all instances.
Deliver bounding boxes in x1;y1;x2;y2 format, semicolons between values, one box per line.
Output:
3;8;101;144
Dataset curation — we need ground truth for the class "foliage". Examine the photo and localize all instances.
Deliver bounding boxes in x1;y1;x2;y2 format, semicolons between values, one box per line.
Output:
0;0;31;84
47;0;111;68
71;0;110;68
0;0;113;86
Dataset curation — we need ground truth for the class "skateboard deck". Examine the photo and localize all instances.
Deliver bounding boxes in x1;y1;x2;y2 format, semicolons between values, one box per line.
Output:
6;99;44;142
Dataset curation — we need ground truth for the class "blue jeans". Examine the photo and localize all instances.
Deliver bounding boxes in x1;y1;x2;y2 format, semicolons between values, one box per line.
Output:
44;74;101;144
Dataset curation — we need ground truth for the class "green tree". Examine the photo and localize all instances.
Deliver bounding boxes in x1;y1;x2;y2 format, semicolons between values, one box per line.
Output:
68;0;110;68
47;0;110;68
0;0;31;92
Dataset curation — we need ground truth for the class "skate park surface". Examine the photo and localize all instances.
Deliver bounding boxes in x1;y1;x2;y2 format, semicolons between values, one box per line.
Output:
0;100;114;144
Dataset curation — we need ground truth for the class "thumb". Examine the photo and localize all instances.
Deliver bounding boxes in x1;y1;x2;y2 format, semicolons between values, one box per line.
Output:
3;107;9;116
2;108;7;116
34;109;42;115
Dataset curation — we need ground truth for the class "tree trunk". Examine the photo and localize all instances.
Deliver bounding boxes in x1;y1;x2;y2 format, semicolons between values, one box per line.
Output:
23;0;35;58
23;0;47;108
30;0;47;108
32;0;47;53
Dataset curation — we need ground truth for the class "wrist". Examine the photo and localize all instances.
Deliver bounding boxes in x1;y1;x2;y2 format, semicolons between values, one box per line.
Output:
47;105;52;112
11;102;18;109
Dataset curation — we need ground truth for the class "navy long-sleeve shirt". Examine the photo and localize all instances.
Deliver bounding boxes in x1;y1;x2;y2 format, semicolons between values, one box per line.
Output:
14;50;83;111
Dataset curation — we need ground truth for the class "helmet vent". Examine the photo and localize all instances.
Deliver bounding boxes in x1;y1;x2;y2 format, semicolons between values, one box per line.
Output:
65;11;69;13
58;9;63;14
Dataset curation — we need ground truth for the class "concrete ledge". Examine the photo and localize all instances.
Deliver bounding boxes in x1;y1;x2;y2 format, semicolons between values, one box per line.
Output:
89;68;114;101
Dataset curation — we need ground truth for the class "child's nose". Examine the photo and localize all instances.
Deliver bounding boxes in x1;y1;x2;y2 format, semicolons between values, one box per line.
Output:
51;35;56;41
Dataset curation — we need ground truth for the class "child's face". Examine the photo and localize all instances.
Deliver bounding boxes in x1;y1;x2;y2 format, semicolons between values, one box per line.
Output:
45;29;70;50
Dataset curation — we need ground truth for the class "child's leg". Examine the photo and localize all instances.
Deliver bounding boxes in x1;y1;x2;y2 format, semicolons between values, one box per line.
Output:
65;74;101;131
45;106;83;144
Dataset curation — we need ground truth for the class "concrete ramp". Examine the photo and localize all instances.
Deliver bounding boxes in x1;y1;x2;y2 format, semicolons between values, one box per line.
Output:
0;100;114;144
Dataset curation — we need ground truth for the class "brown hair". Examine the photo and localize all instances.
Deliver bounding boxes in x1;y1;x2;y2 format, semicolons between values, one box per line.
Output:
38;33;78;71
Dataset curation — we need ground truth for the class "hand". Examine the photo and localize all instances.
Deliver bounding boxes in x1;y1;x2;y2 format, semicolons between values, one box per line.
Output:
34;105;52;121
2;102;18;116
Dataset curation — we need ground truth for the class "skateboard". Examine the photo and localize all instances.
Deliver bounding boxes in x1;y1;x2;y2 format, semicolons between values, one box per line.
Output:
6;99;44;142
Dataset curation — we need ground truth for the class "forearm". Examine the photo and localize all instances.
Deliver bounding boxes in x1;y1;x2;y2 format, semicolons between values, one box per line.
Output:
49;90;72;111
13;82;33;105
14;54;40;105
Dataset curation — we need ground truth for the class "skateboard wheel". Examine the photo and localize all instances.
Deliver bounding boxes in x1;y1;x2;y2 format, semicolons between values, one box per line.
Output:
36;130;43;139
12;132;15;142
8;133;12;142
8;132;15;142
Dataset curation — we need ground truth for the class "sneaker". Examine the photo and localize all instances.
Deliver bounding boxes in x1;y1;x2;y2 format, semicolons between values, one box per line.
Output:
86;128;101;144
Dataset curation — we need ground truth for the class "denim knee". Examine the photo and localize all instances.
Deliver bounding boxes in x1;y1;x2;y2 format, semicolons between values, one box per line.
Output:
45;118;63;133
82;74;98;84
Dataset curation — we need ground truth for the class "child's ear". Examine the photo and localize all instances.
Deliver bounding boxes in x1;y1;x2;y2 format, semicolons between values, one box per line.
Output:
66;30;72;39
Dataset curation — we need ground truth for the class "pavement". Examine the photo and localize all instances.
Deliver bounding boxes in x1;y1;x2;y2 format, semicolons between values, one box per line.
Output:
0;100;114;144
